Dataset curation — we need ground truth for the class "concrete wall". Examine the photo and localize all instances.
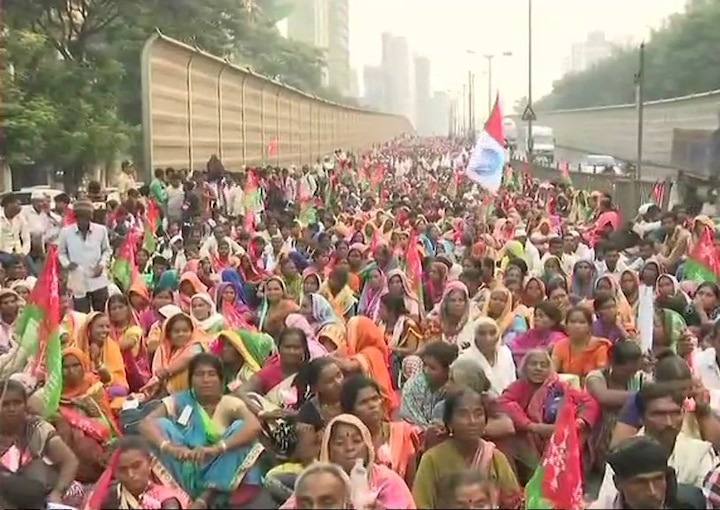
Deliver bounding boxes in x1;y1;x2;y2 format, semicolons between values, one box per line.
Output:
140;33;413;171
510;89;720;169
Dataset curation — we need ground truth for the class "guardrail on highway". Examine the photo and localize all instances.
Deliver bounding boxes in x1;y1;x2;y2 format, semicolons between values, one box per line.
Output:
509;88;720;170
140;32;413;171
512;159;672;218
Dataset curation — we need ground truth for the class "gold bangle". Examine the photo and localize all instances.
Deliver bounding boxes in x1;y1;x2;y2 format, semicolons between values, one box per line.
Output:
159;440;169;452
219;440;228;453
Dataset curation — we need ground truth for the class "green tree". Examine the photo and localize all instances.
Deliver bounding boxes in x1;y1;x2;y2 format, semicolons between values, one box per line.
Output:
536;0;720;110
3;0;333;179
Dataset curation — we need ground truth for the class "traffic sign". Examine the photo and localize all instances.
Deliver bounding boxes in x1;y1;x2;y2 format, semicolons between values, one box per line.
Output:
521;104;537;122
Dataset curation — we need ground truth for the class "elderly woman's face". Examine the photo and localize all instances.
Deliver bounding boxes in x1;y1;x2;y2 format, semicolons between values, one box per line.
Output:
327;423;367;473
524;352;551;384
474;322;498;351
445;289;467;316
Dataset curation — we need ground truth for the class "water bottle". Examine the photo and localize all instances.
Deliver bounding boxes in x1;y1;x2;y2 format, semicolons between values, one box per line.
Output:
350;458;369;509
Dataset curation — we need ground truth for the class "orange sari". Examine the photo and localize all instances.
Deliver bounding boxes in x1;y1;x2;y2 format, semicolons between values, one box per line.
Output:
56;347;121;483
75;312;128;396
150;314;206;394
346;316;398;415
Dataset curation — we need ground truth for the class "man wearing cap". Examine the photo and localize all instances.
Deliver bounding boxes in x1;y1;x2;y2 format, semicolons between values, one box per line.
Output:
591;435;705;509
22;190;51;241
57;199;111;313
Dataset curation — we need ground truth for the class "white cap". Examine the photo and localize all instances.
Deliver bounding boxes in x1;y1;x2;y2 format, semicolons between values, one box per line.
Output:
30;190;48;200
159;304;183;319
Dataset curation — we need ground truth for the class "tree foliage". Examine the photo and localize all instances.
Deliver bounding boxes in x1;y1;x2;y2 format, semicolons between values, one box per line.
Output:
2;0;332;174
536;0;720;111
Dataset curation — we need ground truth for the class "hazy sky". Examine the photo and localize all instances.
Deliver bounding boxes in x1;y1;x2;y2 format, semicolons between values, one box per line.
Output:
348;0;687;114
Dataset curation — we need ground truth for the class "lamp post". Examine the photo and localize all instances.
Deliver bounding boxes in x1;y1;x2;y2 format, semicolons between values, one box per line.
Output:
467;50;513;116
527;0;534;163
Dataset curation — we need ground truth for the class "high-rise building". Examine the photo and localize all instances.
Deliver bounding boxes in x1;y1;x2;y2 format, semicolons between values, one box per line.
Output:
428;91;451;136
327;0;350;95
363;65;384;110
287;0;350;95
565;31;614;74
380;33;412;122
414;55;431;134
348;67;360;99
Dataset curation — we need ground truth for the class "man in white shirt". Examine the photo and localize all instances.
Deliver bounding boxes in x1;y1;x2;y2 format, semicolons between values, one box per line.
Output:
22;190;52;241
0;193;30;264
199;225;244;259
595;384;716;506
57;200;111;313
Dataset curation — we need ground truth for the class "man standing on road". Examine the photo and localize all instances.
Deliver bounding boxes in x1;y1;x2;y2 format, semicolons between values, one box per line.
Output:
57;200;111;313
0;193;30;266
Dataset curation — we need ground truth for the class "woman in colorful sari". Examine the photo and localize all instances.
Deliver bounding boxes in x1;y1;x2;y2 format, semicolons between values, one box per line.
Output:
497;349;600;477
285;313;330;358
413;388;522;509
540;255;567;286
424;261;448;312
278;255;303;303
219;268;254;323
379;294;423;388
189;293;225;336
177;272;207;314
258;276;300;341
499;239;526;272
357;263;386;321
341;375;421;483
240;326;312;409
585;340;645;469
0;379;82;507
76;312;129;402
84;436;190;510
552;306;612;382
482;287;529;345
300;292;346;353
56;347;121;484
457;317;517;397
139;353;269;508
569;259;598;301
319;266;357;319
146;300;182;356
145;313;206;397
128;279;151;315
522;276;545;309
653;307;692;356
423;281;477;349
386;268;422;321
506;301;567;368
280;414;416;509
301;269;322;295
107;294;150;393
337;316;398;416
400;340;458;428
214;329;276;392
619;269;640;317
590;274;637;334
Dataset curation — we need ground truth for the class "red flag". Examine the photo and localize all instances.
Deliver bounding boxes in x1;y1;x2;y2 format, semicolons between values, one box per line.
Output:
525;397;584;510
267;138;278;158
651;181;665;205
405;230;425;312
62;207;76;227
685;225;720;283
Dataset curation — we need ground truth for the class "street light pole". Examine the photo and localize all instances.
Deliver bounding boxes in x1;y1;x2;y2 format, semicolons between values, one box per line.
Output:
484;54;494;114
635;42;645;182
468;69;474;138
527;0;534;163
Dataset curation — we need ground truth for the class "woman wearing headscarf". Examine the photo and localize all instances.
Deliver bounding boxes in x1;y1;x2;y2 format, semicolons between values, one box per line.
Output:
423;261;448;312
285;313;329;358
386;268;422;322
379;294;423;388
216;272;254;329
482;287;529;345
106;294;150;393
300;292;346;353
278;254;304;303
506;301;568;368
570;259;598;301
357;263;387;321
214;329;276;391
500;240;526;272
258;276;300;341
189;293;225;335
280;414;415;509
423;281;477;350
177;271;208;314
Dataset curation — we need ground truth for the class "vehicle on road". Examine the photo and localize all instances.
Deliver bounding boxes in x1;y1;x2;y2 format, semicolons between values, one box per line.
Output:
518;125;555;163
579;154;623;175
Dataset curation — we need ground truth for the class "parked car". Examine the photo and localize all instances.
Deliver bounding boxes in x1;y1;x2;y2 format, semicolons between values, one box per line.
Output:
580;155;623;175
0;186;65;213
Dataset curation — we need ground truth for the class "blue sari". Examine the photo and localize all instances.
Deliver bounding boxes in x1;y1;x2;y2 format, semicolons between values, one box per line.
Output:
155;390;264;499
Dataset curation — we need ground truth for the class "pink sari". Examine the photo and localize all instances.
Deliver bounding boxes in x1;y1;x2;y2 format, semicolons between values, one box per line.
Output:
506;328;567;367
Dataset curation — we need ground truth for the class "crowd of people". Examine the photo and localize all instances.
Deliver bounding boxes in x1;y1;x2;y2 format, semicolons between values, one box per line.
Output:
1;136;720;509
